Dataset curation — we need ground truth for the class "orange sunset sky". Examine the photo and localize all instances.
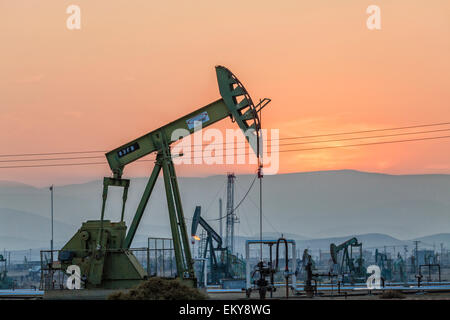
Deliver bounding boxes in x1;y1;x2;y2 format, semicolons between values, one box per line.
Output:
1;0;449;186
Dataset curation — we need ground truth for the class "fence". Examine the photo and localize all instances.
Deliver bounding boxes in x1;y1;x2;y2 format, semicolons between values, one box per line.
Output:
147;237;176;278
40;238;177;290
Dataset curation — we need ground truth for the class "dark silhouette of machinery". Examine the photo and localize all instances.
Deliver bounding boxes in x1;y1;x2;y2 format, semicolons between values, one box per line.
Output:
245;238;297;299
0;255;13;289
375;249;393;282
330;238;365;283
191;206;244;285
302;249;316;297
250;260;276;299
393;252;407;283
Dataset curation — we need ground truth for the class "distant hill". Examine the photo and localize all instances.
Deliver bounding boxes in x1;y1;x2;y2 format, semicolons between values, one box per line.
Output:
0;181;34;188
0;208;77;250
0;207;171;251
231;232;417;257
1;170;450;252
414;233;450;248
295;233;407;250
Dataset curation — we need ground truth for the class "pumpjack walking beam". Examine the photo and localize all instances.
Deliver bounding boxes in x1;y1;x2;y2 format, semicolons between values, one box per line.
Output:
97;66;270;283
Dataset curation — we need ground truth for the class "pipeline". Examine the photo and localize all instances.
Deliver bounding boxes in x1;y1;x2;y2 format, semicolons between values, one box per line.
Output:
275;236;290;298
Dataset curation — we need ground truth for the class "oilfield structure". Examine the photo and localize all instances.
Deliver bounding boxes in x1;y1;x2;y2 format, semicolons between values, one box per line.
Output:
2;229;450;299
1;65;450;300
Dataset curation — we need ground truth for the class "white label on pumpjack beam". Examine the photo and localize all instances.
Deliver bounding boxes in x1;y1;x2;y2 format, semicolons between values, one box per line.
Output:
186;111;210;129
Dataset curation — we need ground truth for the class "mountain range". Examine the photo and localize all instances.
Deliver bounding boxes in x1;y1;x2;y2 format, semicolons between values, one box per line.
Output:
1;170;449;260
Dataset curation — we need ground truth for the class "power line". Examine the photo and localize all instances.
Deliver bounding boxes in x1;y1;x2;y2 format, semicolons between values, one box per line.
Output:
273;127;450;147
182;134;450;159
0;157;156;169
0;150;107;158
235;180;281;235
2;121;450;158
1;133;450;169
183;123;450;148
0;155;105;163
207;174;258;222
0;161;107;169
276;121;450;140
278;134;450;153
181;127;450;154
186;121;450;146
0;131;450;169
4;127;449;164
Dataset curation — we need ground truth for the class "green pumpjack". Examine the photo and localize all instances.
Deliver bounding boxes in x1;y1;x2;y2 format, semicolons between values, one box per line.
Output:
330;237;366;283
53;66;270;294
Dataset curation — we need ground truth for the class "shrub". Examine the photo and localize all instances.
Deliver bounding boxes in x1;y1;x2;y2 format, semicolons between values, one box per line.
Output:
379;290;405;299
108;277;207;300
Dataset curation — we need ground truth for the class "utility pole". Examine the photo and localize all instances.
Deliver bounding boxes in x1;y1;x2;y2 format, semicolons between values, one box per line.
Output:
50;185;54;262
219;198;222;239
414;241;420;272
225;173;236;254
258;165;263;261
2;250;6;272
257;101;263;262
403;245;408;274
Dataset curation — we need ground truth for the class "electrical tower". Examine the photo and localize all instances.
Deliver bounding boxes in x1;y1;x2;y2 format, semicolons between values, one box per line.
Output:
225;173;238;254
